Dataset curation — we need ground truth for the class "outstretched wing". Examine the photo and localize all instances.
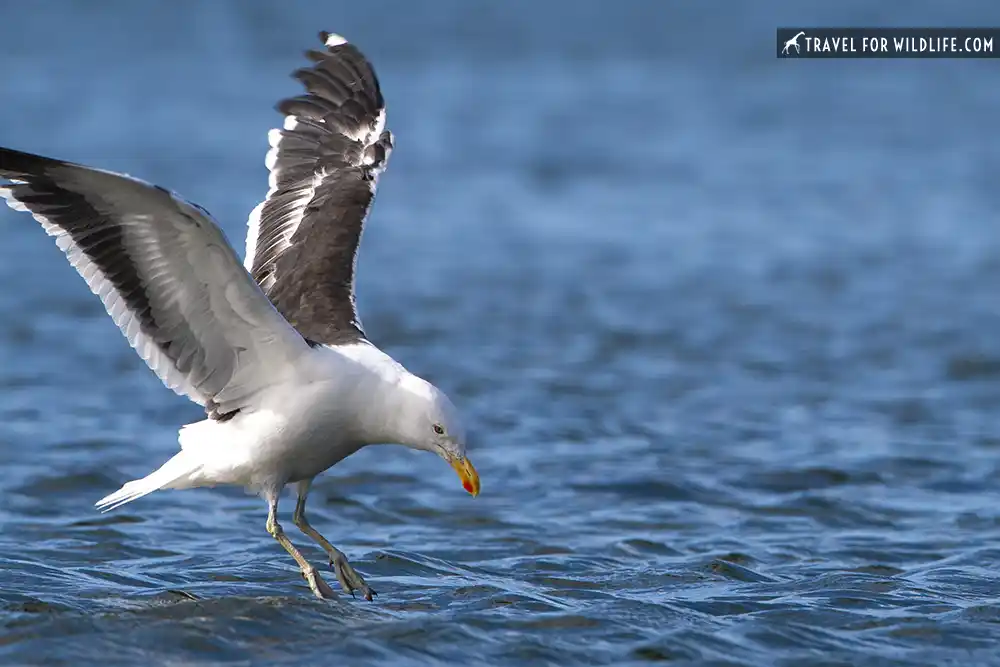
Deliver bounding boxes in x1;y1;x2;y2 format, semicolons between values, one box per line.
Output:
0;147;309;418
244;31;393;346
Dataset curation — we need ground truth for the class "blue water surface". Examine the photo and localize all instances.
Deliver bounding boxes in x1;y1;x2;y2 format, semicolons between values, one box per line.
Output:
2;1;1000;665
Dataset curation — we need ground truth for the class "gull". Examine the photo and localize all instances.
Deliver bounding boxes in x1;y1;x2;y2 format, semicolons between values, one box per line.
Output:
0;31;480;601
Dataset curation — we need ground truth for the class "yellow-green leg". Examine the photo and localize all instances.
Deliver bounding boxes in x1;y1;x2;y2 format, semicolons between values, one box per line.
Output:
266;496;336;599
293;479;375;601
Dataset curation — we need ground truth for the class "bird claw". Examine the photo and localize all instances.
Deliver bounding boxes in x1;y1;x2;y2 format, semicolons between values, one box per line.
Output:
330;553;375;601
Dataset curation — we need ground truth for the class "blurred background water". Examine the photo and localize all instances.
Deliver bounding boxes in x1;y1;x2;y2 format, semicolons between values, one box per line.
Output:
1;0;1000;665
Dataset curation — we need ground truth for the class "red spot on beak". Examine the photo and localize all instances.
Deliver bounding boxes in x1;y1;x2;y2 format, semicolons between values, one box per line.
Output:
450;456;480;496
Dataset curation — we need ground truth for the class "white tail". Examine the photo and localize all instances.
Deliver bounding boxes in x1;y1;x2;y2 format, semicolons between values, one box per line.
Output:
95;449;202;512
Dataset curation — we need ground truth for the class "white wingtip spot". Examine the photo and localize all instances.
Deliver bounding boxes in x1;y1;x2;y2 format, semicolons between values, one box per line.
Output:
324;32;348;47
283;115;299;131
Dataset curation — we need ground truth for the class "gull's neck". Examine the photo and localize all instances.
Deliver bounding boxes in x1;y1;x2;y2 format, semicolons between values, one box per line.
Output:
325;341;430;448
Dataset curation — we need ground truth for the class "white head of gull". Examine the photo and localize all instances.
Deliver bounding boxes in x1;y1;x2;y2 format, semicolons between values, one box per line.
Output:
0;31;479;601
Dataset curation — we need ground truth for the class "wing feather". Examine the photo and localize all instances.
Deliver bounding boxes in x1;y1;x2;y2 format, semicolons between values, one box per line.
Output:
0;147;309;417
245;32;393;346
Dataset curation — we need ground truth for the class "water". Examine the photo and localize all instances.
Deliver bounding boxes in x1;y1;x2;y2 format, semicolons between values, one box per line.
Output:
2;1;1000;664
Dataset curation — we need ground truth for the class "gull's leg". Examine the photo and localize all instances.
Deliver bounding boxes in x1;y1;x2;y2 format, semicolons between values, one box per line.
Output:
265;495;336;599
293;479;375;601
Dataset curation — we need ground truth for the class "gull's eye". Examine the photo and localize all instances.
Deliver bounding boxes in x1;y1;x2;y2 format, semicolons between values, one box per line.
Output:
432;423;445;436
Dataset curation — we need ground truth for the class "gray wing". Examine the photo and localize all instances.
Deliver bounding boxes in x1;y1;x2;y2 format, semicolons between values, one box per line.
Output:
0;147;309;418
244;31;393;346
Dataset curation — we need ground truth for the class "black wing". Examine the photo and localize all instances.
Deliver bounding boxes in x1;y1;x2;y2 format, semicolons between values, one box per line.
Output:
0;147;308;416
244;31;393;346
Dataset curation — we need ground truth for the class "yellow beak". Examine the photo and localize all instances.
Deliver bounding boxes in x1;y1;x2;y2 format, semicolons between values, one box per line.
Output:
448;456;480;497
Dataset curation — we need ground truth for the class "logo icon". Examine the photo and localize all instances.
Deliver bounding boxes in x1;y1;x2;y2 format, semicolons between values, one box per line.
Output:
782;31;806;55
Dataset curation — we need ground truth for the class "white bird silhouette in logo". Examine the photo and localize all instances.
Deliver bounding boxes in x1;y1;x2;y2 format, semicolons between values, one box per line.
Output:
782;31;806;55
